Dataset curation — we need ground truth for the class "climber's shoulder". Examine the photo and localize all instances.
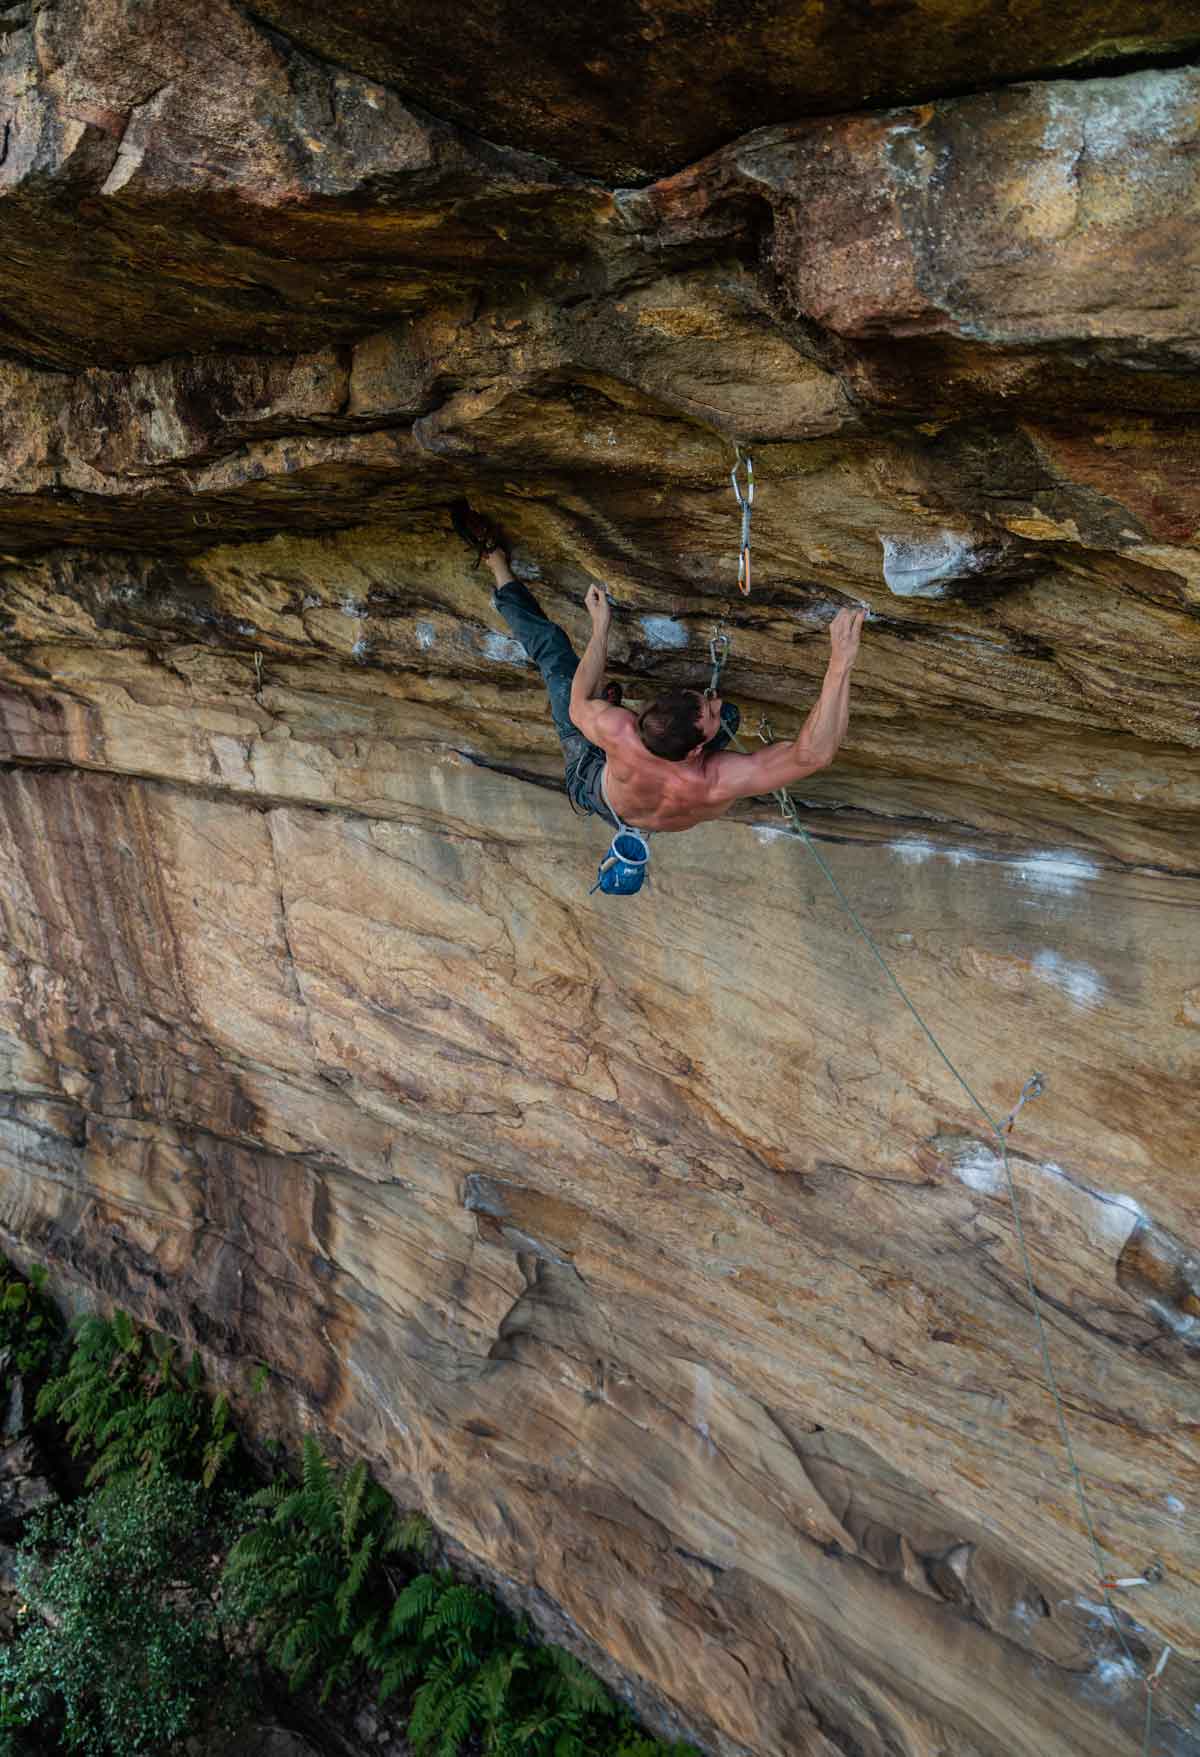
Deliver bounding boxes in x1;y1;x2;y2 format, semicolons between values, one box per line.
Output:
569;700;638;748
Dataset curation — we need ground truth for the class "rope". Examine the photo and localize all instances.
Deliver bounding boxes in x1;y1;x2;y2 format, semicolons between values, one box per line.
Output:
732;721;1168;1750
698;458;1168;1743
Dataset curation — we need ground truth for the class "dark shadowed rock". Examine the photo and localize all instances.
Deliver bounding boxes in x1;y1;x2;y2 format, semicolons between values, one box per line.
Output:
0;1437;56;1535
246;0;1200;180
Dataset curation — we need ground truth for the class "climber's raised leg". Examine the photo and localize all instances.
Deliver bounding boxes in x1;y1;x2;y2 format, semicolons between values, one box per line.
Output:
450;500;618;821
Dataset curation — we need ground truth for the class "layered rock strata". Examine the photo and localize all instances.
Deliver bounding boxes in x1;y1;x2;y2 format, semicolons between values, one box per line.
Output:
0;4;1198;1754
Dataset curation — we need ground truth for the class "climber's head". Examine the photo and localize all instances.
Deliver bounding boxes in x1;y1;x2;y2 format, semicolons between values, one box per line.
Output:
637;688;721;760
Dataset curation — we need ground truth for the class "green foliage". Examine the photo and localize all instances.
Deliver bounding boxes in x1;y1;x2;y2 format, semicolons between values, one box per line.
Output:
15;1290;696;1757
0;1263;62;1381
0;1467;236;1756
224;1428;697;1757
222;1432;434;1704
364;1571;697;1757
34;1312;240;1488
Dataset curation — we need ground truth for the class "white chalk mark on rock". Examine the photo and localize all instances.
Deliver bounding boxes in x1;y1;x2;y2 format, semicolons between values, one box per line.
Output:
1007;852;1101;896
880;530;982;597
482;632;527;664
639;614;690;649
892;837;936;864
938;1136;1005;1195
1031;949;1105;1010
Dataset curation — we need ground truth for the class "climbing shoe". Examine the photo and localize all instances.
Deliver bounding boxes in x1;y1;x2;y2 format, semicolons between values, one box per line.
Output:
602;681;624;707
450;498;506;568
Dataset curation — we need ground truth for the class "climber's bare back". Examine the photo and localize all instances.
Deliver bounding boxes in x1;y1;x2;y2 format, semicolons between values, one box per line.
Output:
585;707;770;832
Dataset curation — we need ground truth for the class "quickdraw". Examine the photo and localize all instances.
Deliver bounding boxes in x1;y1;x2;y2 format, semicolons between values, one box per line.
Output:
708;630;730;695
731;448;754;595
705;446;753;695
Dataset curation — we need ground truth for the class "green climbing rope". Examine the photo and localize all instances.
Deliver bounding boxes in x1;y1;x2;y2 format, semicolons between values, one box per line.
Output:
702;452;1167;1749
728;720;1168;1751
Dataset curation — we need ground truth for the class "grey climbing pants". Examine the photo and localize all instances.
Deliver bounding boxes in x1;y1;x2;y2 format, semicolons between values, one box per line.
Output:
493;580;619;825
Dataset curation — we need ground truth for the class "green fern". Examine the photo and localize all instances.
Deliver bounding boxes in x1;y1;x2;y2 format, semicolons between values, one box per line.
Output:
405;1654;465;1750
222;1436;432;1704
0;1260;62;1380
34;1310;242;1488
335;1532;376;1629
389;1509;435;1558
376;1645;425;1703
388;1571;445;1634
341;1458;368;1544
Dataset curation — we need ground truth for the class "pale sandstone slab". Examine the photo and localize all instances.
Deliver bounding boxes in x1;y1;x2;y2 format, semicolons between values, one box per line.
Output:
0;759;1197;1754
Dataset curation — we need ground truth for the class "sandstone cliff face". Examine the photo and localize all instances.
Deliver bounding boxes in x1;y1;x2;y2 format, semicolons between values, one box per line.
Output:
1;5;1198;1754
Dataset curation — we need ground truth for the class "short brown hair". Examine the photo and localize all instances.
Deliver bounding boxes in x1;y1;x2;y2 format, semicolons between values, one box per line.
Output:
638;690;705;761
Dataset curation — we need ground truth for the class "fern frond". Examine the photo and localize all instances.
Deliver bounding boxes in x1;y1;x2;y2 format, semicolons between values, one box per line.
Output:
349;1612;383;1659
544;1647;611;1716
300;1434;333;1508
406;1662;460;1751
334;1531;375;1629
318;1650;353;1707
474;1647;525;1724
271;1488;317;1527
377;1647;423;1702
386;1510;435;1558
389;1573;441;1633
434;1689;479;1757
202;1429;238;1488
428;1583;495;1638
339;1458;368;1549
249;1480;289;1511
227;1526;282;1572
511;1709;557;1748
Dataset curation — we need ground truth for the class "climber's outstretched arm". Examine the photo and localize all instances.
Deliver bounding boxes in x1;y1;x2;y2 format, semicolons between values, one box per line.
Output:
568;585;614;738
706;609;864;803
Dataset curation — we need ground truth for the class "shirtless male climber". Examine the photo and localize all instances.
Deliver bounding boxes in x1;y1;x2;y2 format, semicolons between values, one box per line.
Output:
452;501;864;835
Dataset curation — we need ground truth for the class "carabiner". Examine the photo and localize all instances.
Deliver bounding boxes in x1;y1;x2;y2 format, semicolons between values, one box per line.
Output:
731;451;754;595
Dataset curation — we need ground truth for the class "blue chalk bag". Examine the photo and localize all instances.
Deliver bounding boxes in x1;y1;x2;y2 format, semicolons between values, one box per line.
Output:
591;830;650;897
